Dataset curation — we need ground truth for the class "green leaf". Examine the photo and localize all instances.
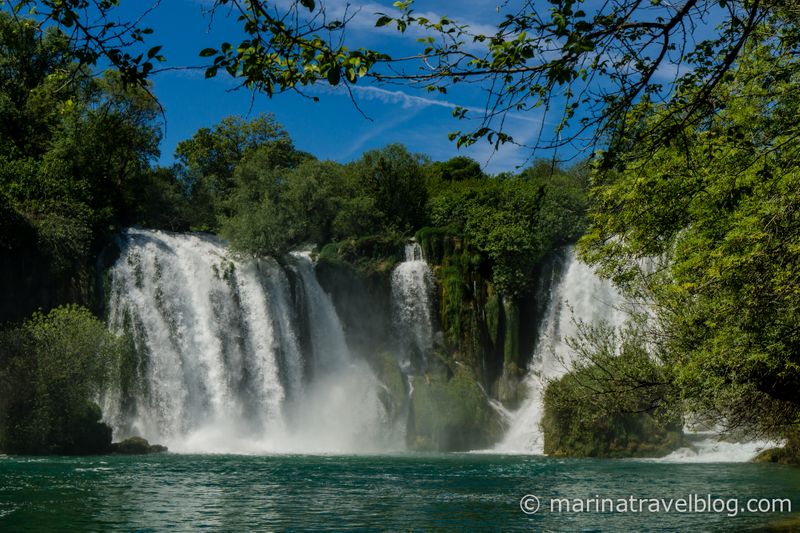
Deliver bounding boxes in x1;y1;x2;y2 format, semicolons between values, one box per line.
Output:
327;67;341;85
200;48;217;57
375;15;393;27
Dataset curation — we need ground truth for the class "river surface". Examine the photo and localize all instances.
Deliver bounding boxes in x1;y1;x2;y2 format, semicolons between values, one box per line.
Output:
1;453;799;531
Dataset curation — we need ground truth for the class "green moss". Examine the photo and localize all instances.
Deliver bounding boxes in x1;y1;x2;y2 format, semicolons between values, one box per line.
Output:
754;447;795;464
440;258;466;346
496;360;524;407
101;267;114;315
760;516;800;532
415;225;459;264
485;289;501;348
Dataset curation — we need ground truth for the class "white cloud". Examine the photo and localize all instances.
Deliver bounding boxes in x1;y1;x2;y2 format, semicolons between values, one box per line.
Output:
341;104;424;157
349;85;540;124
311;0;499;40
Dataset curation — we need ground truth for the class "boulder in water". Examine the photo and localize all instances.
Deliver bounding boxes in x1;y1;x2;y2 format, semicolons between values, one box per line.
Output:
753;433;800;465
111;436;168;455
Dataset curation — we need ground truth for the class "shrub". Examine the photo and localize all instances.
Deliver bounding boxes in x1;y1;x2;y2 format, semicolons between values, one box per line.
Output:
0;305;127;454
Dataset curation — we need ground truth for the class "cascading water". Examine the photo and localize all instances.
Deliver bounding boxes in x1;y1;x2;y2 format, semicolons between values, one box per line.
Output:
495;247;628;453
103;229;397;453
494;247;775;461
104;230;288;450
390;242;435;372
657;431;778;463
104;230;771;460
282;251;395;452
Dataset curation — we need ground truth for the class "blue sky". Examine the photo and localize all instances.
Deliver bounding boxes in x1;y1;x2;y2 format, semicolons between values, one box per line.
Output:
116;0;564;174
113;0;701;173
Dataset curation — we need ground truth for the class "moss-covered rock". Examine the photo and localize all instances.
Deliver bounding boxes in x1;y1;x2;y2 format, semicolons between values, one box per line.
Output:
110;436;168;455
760;516;800;532
502;299;520;365
318;234;404;276
315;254;395;359
415;225;460;265
543;401;683;458
754;447;795;464
408;367;502;451
496;361;524;408
753;431;800;465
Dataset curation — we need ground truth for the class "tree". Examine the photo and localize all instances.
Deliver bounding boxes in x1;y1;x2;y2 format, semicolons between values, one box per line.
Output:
130;166;194;232
0;0;165;89
352;144;428;233
217;128;315;255
578;37;800;438
426;164;587;296
0;13;76;158
175;114;294;231
426;157;485;184
282;160;347;245
542;321;683;458
221;143;430;255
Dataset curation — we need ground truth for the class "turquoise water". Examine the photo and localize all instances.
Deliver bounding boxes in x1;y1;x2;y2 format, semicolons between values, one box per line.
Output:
1;453;798;531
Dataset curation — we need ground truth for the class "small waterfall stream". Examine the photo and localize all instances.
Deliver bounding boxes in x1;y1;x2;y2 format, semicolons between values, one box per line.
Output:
282;251;393;452
390;242;435;373
494;247;774;461
495;247;628;453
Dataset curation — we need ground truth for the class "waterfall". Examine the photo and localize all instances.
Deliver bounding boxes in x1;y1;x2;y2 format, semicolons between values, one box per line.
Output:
283;251;394;452
104;231;768;458
493;247;773;461
104;229;398;454
495;246;628;453
390;242;435;372
656;431;778;463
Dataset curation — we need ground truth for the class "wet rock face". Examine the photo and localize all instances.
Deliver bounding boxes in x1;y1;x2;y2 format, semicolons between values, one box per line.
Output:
408;368;503;452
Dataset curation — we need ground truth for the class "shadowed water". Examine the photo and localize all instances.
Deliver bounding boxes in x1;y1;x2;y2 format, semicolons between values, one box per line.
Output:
1;454;798;532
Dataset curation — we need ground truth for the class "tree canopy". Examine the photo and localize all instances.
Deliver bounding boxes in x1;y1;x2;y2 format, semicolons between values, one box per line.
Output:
0;11;162;268
578;35;800;438
3;0;798;161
